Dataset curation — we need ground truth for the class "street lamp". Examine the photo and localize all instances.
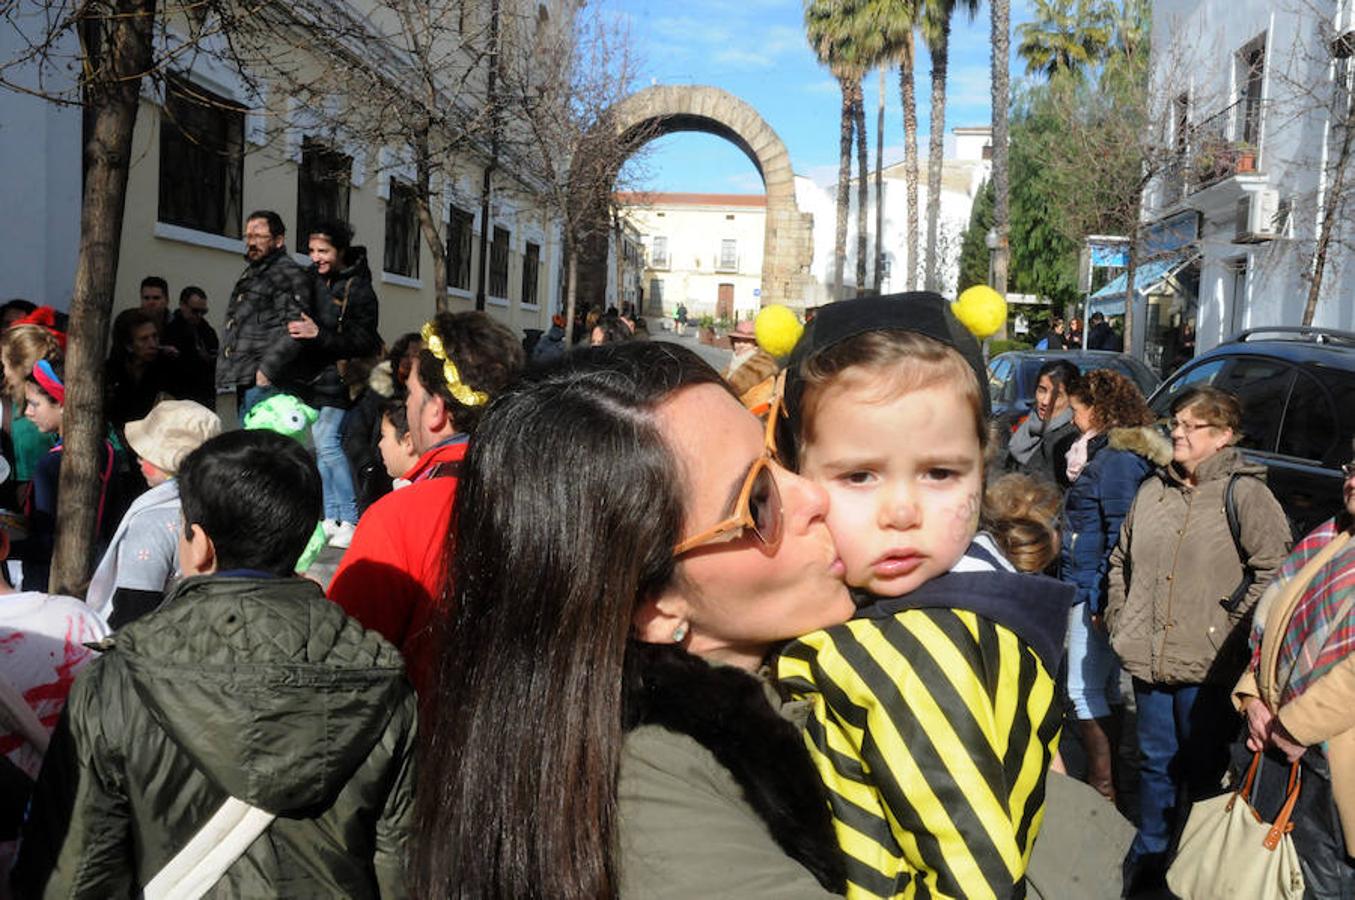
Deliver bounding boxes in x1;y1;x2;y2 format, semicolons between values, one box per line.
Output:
985;227;999;288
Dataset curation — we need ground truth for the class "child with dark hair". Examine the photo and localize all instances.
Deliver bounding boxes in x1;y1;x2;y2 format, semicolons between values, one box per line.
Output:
377;396;419;489
13;430;416;897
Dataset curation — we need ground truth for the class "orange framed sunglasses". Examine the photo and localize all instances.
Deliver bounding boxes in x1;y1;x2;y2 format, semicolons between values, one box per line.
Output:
672;371;787;557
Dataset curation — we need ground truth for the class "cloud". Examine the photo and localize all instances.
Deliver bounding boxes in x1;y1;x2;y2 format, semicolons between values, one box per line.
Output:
726;170;766;192
644;15;806;73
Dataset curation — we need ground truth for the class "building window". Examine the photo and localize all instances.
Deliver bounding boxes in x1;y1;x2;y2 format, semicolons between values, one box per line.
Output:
446;207;474;290
651;236;670;269
489;226;510;298
718;239;738;272
158;75;244;238
383;179;420;278
296;138;351;252
1236;34;1266;146
522;241;541;305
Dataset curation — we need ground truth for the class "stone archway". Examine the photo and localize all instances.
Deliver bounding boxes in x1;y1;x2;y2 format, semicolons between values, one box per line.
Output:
579;85;815;311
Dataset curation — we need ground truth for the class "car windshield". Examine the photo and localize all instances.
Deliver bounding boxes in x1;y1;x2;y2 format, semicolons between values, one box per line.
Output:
1015;356;1158;404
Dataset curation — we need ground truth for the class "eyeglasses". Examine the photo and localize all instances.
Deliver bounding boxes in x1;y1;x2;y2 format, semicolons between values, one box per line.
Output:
673;372;786;556
1168;417;1214;433
1343;462;1355;480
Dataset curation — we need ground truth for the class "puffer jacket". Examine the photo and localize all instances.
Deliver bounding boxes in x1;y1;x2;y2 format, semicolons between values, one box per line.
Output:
13;575;416;899
217;247;318;390
1106;447;1291;686
296;246;382;409
1059;425;1173;614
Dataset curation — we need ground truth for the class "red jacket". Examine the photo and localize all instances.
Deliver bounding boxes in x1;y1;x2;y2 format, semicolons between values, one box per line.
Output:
328;438;466;693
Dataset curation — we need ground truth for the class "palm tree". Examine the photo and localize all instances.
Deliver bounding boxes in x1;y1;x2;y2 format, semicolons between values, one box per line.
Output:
919;0;981;293
874;65;885;293
852;0;919;289
806;0;869;298
854;77;868;295
990;0;1011;295
1016;0;1113;81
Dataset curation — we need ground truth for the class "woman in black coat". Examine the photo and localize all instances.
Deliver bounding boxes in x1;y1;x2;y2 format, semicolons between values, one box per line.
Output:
292;220;380;547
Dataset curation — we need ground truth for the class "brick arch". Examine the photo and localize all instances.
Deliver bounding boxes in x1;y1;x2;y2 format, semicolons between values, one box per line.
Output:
579;85;815;310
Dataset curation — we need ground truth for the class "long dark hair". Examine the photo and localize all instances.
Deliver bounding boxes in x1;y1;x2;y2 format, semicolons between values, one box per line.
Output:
413;342;729;898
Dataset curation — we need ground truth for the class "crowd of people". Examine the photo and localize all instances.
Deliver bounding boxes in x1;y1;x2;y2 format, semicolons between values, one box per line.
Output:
0;277;1352;899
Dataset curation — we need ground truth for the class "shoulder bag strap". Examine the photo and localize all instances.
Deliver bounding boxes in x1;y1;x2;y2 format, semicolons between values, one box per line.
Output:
0;670;49;754
1221;473;1256;613
141;796;276;900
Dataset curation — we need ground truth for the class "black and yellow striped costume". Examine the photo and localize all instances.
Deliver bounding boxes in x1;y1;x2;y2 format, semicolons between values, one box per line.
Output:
777;538;1074;899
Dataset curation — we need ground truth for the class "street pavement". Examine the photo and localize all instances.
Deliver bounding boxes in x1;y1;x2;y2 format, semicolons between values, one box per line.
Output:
649;325;734;372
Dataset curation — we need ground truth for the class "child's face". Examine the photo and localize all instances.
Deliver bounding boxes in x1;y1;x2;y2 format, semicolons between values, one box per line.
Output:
799;378;983;597
24;383;62;434
378;415;417;480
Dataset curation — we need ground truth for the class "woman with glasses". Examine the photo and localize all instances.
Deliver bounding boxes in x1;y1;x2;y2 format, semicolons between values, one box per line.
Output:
412;342;852;898
1234;452;1355;897
1105;385;1291;893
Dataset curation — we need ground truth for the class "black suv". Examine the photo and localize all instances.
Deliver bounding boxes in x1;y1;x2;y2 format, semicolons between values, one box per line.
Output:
1147;327;1355;535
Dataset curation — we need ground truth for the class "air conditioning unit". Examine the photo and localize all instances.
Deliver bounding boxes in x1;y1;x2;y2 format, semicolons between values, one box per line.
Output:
1235;189;1281;243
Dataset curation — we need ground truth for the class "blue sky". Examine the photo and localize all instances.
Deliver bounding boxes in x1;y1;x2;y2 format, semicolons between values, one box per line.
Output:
599;0;1039;192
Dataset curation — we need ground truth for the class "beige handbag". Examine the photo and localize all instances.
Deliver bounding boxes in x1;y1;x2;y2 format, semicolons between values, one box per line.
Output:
1166;751;1305;900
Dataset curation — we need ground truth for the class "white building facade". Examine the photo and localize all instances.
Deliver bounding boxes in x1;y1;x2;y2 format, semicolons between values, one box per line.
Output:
616;193;767;322
1137;1;1355;367
796;126;992;305
0;0;568;343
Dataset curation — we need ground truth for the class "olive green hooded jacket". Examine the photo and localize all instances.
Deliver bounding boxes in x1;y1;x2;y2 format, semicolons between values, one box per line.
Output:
12;575;417;899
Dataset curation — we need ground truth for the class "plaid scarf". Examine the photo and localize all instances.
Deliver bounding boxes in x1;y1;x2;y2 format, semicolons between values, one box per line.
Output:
1250;518;1355;705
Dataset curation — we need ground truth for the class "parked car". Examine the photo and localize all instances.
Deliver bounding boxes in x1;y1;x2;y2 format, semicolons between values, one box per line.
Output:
1146;326;1355;536
987;349;1162;439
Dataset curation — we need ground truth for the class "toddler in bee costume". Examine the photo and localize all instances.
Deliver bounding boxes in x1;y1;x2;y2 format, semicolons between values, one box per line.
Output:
775;292;1074;900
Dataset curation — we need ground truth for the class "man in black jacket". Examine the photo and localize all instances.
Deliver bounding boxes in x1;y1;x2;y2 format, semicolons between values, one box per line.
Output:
162;286;219;409
217;210;318;420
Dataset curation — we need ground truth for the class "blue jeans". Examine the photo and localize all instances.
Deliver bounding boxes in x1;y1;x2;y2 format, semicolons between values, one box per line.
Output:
1128;679;1235;865
313;405;358;523
238;384;276;424
1066;602;1121;719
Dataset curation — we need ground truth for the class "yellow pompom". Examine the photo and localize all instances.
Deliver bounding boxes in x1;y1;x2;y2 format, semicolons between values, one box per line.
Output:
952;286;1008;340
754;305;804;358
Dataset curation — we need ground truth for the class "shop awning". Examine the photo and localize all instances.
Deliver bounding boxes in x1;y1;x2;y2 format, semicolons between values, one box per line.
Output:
1088;253;1198;316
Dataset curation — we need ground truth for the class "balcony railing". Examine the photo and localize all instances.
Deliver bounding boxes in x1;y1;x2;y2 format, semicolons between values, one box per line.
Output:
1160;97;1263;202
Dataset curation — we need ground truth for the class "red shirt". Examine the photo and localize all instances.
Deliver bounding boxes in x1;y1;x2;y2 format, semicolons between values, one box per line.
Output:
327;438;466;693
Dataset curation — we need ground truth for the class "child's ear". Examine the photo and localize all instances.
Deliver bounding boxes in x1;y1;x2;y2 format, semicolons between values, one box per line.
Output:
180;523;218;576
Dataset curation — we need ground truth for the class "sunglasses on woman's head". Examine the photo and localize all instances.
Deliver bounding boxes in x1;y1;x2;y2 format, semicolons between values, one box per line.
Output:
672;373;787;556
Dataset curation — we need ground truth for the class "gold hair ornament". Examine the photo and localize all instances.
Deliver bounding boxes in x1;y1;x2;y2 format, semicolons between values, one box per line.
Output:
420;322;489;407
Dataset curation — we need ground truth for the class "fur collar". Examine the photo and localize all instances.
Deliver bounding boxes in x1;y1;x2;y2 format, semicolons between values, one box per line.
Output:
622;642;845;892
1107;425;1173;466
367;360;395;397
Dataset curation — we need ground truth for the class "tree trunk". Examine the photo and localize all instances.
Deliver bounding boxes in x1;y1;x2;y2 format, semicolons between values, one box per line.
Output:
925;18;950;293
413;138;449;308
1305;109;1355;325
833;77;852;298
874;65;885;294
900;35;920;292
854;78;868;297
1123;241;1137;357
990;0;1011;297
564;251;578;345
52;0;157;595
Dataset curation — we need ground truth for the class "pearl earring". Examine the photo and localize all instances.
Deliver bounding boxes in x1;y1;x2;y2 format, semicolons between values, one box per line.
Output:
672;622;688;643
